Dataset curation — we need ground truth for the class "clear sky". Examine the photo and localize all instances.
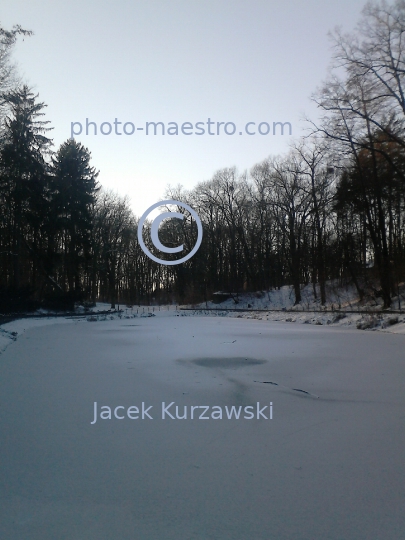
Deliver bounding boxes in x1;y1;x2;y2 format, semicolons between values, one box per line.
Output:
2;0;367;216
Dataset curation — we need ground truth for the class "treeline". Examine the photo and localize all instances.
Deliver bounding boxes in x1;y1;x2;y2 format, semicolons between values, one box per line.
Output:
1;1;405;311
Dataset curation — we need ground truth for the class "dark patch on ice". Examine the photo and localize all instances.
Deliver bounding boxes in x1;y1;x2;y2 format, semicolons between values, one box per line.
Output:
255;380;319;399
292;388;311;395
193;357;266;368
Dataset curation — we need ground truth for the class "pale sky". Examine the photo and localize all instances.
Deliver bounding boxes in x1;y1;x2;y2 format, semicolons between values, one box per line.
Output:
2;0;366;216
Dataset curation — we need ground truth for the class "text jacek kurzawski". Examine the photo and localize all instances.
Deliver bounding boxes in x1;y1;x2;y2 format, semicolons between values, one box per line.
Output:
90;402;273;423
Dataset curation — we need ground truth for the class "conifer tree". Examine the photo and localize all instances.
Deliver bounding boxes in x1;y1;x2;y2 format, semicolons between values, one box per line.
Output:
50;139;99;294
0;85;52;293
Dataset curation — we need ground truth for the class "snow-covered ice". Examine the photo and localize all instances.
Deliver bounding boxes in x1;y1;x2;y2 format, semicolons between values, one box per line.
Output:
0;312;404;539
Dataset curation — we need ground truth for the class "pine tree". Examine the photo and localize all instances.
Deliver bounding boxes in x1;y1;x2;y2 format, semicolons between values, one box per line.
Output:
0;85;52;295
50;139;99;296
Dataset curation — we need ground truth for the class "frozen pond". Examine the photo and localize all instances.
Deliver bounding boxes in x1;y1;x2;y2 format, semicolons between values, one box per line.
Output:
0;315;404;539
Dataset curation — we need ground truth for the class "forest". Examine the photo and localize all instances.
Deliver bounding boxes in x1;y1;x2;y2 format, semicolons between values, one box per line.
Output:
1;0;404;312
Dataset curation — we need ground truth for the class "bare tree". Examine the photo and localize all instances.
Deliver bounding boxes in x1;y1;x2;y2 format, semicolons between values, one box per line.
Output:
92;190;134;309
309;0;405;307
0;23;32;120
292;139;336;304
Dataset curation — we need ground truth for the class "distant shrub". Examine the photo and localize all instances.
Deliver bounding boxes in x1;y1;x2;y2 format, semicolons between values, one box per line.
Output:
332;313;346;323
356;315;380;330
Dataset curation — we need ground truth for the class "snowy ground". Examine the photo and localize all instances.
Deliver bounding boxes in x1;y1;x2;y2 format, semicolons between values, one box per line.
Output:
1;293;404;361
0;312;404;539
197;280;405;312
188;281;405;334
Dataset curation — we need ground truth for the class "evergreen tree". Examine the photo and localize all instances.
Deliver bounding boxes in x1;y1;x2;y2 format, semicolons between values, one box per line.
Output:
0;85;52;294
50;139;99;295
